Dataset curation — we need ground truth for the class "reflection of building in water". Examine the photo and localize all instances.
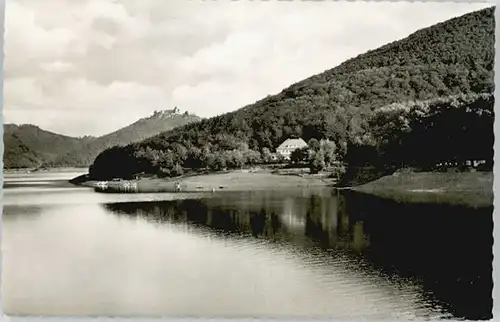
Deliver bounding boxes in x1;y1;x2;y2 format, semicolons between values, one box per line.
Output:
325;197;339;245
273;196;315;246
336;193;350;236
335;192;370;252
303;195;340;247
280;197;306;231
109;193;370;253
134;193;370;254
298;192;370;252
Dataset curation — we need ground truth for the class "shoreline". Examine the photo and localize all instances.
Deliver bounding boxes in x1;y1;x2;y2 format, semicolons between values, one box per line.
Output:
70;169;493;208
75;169;336;193
349;171;493;208
4;167;88;174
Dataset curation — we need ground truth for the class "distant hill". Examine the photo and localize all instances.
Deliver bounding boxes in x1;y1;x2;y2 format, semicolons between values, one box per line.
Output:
4;110;201;169
3;124;91;169
86;7;494;180
50;111;201;167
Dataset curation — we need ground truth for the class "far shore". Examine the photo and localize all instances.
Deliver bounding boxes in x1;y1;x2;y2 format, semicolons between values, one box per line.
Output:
4;167;88;174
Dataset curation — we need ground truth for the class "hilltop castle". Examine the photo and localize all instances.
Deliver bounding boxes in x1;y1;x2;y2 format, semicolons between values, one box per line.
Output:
152;107;181;118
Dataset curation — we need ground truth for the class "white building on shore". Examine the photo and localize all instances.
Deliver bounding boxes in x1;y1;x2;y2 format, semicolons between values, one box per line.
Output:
276;138;308;160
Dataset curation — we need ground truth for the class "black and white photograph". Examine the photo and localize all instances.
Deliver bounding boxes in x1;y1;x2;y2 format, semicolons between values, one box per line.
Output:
1;0;495;320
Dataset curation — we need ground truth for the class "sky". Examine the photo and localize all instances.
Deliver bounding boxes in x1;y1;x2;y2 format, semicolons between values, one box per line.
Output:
3;0;492;137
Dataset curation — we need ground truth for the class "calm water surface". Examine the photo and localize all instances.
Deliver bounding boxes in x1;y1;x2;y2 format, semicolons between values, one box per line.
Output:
2;171;492;319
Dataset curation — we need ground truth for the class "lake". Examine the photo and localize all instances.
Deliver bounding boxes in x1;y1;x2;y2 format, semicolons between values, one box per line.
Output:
2;171;493;319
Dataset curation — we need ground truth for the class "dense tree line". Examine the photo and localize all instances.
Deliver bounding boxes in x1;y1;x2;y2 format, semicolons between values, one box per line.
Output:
89;7;494;180
345;93;494;169
290;139;339;174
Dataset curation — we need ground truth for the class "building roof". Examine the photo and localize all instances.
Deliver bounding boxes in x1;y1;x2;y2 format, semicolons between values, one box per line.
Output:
277;138;308;150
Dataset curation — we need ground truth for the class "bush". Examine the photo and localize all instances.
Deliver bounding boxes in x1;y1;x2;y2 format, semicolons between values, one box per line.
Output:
329;165;347;179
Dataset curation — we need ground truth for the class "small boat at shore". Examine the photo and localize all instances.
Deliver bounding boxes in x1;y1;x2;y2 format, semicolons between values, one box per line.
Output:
95;181;108;188
94;180;139;193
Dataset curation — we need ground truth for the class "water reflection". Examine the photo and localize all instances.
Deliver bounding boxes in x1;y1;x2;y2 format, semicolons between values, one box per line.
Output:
341;191;493;320
3;205;44;221
104;189;492;320
3;173;491;319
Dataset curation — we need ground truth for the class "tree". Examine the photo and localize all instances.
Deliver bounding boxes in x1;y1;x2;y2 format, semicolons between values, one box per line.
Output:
225;150;245;169
244;149;262;165
184;146;203;169
171;163;184;177
309;150;326;174
261;147;272;163
291;147;309;163
321;140;337;166
308;138;321;152
208;151;227;171
158;153;175;170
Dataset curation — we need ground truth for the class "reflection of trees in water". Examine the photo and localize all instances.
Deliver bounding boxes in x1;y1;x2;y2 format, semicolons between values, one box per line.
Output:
339;190;493;320
3;205;44;220
105;190;493;320
105;198;289;241
104;192;372;253
302;192;370;253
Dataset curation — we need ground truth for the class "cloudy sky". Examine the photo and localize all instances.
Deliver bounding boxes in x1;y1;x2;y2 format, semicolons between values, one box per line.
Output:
3;0;491;137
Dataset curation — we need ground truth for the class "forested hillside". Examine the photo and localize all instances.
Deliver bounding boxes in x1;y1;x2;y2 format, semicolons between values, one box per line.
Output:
89;7;494;180
4;111;201;169
3;124;91;168
48;112;201;167
345;93;494;168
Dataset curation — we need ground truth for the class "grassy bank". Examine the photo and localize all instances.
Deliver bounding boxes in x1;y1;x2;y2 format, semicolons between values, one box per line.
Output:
77;169;335;193
351;171;493;208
